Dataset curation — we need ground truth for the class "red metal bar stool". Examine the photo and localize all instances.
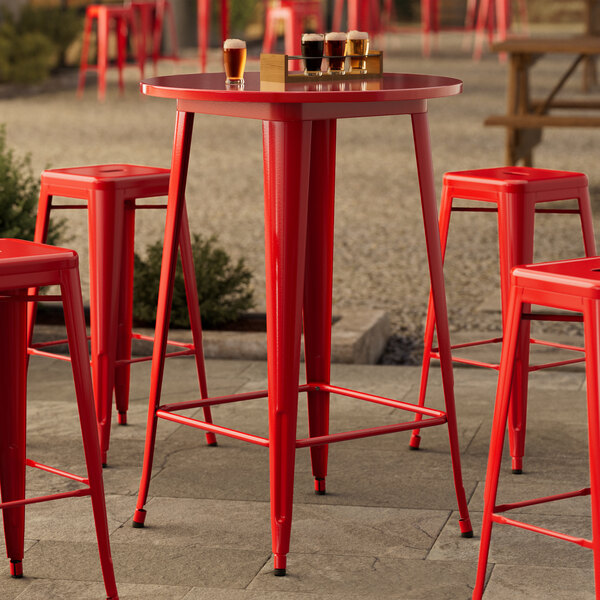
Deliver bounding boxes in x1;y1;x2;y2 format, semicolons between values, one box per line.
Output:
473;256;600;598
262;0;324;56
332;0;381;37
78;4;141;101
129;0;179;77
28;164;216;466
0;239;118;599
411;167;596;473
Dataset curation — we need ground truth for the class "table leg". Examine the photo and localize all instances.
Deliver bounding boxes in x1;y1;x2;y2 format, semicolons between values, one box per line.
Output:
303;119;336;495
262;119;312;575
411;112;472;537
134;110;195;527
0;291;27;578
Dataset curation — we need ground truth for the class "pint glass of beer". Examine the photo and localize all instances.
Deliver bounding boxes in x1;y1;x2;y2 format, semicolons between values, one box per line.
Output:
347;30;369;74
223;38;247;85
301;33;324;76
325;32;347;74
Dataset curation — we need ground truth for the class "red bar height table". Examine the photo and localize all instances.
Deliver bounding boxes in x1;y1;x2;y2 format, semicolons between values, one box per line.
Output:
134;71;473;574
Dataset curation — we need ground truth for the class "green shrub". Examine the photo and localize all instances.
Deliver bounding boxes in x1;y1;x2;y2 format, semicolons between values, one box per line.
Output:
133;234;255;329
0;124;62;243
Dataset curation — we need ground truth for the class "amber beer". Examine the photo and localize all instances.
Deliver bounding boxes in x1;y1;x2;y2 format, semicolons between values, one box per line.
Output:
301;33;324;76
223;39;247;84
325;32;347;74
347;30;369;74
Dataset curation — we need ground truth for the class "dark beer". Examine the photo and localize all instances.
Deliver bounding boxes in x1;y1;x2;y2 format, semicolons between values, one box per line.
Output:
301;33;324;76
223;39;247;84
325;32;347;73
347;31;369;74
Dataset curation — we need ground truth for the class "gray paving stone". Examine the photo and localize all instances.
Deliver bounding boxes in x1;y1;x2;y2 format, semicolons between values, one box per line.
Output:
0;574;32;600
248;553;478;598
482;564;595;599
182;589;372;600
14;580;192;600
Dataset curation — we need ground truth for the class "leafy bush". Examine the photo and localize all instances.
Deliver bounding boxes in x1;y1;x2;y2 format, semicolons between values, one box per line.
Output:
133;234;255;329
0;6;82;84
0;124;62;243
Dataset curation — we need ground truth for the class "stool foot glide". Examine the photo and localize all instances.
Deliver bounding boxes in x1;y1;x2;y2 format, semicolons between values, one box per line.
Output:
410;167;596;474
28;165;216;467
474;257;600;598
0;239;118;599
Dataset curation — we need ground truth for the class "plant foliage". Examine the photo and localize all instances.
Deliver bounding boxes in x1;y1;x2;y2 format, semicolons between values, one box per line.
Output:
133;234;255;329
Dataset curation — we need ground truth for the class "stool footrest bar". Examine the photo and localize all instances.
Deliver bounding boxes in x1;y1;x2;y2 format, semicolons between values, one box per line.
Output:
495;487;590;513
492;512;593;549
430;350;500;369
156;409;270;446
0;488;91;510
26;458;89;484
160;389;269;412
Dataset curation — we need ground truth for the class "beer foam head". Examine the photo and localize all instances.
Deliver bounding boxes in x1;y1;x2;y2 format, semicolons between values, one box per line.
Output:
347;30;368;40
224;38;246;49
325;32;347;41
302;33;324;42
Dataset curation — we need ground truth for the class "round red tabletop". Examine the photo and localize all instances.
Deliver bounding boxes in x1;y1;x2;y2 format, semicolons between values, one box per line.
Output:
141;72;462;103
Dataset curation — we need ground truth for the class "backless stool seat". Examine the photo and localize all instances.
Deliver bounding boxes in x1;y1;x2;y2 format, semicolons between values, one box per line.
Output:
473;256;600;598
28;164;216;466
411;167;596;473
0;239;118;599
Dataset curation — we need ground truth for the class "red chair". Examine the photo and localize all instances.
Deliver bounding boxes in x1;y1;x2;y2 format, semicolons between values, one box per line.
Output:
77;4;141;101
28;165;216;466
411;167;596;473
473;256;600;598
262;0;324;56
332;0;381;38
0;239;118;599
129;0;179;77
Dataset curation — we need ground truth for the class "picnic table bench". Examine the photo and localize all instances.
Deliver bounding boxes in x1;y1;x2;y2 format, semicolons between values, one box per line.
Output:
484;36;600;165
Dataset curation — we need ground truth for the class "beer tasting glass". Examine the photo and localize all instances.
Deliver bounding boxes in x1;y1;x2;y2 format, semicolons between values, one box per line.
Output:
223;38;247;85
301;33;324;76
347;30;369;74
325;32;347;74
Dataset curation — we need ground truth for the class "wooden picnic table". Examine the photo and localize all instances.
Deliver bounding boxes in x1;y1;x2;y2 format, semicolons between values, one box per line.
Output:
484;36;600;166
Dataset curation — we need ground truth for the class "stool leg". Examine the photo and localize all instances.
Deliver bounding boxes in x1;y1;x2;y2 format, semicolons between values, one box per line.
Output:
263;119;311;575
114;200;136;426
61;268;119;600
332;0;344;31
179;202;217;446
116;16;127;95
88;190;127;466
164;1;180;60
578;186;597;257
583;298;600;596
473;286;524;599
410;184;453;450
97;8;108;101
412;113;472;536
303;120;336;495
27;185;53;351
134;110;195;527
263;12;276;54
0;291;27;578
198;0;209;72
78;11;94;97
497;197;535;474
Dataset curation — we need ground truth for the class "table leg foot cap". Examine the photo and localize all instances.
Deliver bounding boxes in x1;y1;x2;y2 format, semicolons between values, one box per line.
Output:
512;468;523;475
132;509;147;528
314;478;326;495
461;530;474;538
274;568;286;577
409;435;421;450
118;412;127;426
10;560;22;578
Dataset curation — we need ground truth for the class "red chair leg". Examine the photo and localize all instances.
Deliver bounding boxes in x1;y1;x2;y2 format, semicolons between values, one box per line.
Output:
578;186;598;257
97;8;109;101
88;190;127;465
332;0;343;31
60;266;119;599
0;291;27;579
303;120;336;495
78;11;94;97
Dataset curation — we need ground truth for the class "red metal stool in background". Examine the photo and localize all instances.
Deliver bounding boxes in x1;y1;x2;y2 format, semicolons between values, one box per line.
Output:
332;0;381;37
473;256;600;598
28;165;217;466
262;0;324;56
0;239;118;599
129;0;179;77
77;4;141;101
410;167;596;473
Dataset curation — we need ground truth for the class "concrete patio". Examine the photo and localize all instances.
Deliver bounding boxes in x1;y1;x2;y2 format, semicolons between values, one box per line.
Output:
0;347;594;599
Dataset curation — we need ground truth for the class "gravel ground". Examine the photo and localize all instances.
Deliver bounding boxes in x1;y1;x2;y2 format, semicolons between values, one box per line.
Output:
1;31;599;345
